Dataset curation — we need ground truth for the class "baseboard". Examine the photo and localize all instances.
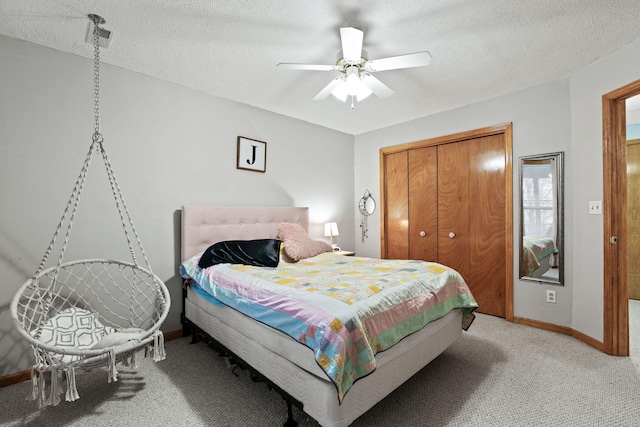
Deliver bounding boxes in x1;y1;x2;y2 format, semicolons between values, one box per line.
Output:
0;370;32;389
571;327;606;352
0;329;184;389
163;329;184;341
513;316;606;352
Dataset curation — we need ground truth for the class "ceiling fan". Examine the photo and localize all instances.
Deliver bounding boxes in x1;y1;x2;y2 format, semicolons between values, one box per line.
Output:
277;27;432;106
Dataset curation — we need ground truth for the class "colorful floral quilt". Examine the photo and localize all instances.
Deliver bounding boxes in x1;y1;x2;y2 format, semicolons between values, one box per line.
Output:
521;236;558;276
180;252;477;402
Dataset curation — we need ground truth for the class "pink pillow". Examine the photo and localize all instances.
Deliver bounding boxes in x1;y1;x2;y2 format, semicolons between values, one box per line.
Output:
277;222;333;262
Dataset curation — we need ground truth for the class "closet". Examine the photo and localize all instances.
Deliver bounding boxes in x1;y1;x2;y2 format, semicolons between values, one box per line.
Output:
380;124;513;318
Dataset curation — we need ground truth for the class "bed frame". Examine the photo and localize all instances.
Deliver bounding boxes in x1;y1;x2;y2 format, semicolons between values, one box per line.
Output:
180;205;464;427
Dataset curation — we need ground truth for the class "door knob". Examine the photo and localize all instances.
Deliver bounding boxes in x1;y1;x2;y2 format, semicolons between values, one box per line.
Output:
419;231;426;237
448;232;456;239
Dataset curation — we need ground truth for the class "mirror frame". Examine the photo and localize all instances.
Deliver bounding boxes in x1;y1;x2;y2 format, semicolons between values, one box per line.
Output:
519;151;564;285
359;190;376;216
359;190;375;243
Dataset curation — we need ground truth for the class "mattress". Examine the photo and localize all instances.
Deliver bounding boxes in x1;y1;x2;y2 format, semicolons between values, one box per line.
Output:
181;251;477;401
185;287;464;427
188;284;328;379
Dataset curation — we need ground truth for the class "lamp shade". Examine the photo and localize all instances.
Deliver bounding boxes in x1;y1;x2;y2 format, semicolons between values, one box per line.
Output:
331;67;372;102
324;222;339;237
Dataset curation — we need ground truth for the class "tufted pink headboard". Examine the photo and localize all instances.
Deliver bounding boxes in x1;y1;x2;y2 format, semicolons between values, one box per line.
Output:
181;205;309;262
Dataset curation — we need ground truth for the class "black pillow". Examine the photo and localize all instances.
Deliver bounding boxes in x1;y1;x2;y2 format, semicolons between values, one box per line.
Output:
198;239;282;269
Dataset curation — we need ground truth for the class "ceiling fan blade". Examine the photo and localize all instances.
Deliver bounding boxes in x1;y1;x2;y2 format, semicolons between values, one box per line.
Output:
362;74;394;98
340;27;364;62
277;63;336;71
365;51;432;72
313;76;344;101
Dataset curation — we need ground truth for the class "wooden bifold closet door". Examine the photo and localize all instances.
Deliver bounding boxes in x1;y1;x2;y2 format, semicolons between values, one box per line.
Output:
409;146;438;261
627;139;640;300
437;141;470;279
380;125;512;318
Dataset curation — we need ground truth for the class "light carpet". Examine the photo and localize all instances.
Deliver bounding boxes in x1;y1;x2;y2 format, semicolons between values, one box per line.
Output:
1;313;640;427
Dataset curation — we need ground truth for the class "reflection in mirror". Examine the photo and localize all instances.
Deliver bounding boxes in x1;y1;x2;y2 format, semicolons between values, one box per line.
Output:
519;152;564;285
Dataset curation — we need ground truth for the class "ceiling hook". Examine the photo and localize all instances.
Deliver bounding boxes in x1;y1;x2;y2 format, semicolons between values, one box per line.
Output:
87;14;105;25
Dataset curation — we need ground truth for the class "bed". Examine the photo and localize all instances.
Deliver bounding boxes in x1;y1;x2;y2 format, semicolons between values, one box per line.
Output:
179;205;477;427
521;236;558;278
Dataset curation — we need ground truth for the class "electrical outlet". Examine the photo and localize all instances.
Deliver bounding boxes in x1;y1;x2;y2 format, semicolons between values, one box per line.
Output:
546;290;556;303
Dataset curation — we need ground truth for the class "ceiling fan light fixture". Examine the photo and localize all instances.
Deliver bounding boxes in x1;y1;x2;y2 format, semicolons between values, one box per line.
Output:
331;69;372;103
348;71;373;101
345;72;361;96
355;84;373;102
330;83;372;103
330;79;349;102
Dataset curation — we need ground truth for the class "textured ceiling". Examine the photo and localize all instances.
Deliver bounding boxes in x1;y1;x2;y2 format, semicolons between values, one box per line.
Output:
1;0;640;135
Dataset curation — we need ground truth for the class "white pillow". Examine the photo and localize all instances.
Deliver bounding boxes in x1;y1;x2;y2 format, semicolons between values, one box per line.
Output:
34;307;116;363
92;328;145;349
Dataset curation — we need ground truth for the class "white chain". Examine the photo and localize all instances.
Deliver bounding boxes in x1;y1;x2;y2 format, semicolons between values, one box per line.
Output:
93;15;102;141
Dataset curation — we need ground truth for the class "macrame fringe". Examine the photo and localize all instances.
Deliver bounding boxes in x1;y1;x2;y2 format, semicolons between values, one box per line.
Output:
28;366;79;406
37;369;46;409
65;366;79;402
121;350;131;368
131;350;138;368
47;368;62;406
152;330;166;362
107;347;118;383
121;350;139;369
24;329;167;408
27;367;38;402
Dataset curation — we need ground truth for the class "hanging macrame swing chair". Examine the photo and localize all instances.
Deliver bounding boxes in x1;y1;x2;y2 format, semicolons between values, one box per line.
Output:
10;14;170;408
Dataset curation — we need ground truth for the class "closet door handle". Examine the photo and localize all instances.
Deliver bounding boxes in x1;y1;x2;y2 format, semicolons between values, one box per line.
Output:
419;231;426;237
448;232;456;239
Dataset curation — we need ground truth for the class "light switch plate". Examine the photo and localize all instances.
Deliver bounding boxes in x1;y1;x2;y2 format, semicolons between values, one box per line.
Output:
589;201;602;215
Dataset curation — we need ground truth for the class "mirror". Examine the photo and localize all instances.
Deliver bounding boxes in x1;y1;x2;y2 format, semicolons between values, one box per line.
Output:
359;190;376;216
359;190;375;242
519;152;564;285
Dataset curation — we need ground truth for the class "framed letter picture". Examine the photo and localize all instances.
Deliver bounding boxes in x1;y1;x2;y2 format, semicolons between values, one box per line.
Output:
237;136;267;173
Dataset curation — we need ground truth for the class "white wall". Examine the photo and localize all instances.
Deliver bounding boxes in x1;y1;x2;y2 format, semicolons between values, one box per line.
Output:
355;34;640;343
569;36;640;341
0;36;354;375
